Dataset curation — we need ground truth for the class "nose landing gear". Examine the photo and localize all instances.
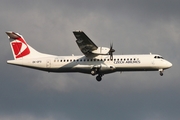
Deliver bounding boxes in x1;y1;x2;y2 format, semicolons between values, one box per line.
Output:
159;69;164;76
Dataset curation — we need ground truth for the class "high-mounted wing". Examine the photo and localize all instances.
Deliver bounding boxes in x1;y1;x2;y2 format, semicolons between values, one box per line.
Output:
73;31;98;56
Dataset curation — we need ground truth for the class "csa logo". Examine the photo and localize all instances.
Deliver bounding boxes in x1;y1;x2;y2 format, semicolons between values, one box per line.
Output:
11;37;30;58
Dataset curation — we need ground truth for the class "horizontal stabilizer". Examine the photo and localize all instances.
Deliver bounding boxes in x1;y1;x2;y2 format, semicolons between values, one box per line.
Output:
6;31;21;39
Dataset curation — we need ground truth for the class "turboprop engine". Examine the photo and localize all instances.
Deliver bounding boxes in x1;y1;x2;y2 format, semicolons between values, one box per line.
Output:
91;47;110;55
92;43;115;60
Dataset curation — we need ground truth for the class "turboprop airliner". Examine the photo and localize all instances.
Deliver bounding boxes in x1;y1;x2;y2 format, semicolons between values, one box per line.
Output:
6;31;172;81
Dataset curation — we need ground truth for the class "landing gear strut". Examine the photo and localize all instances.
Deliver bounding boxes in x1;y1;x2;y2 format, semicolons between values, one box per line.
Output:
91;68;103;82
96;74;103;82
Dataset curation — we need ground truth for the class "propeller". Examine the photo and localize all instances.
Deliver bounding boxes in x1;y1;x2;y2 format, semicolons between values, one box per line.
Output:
109;43;115;60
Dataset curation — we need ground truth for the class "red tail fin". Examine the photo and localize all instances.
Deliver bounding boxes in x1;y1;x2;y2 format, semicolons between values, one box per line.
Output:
6;32;30;59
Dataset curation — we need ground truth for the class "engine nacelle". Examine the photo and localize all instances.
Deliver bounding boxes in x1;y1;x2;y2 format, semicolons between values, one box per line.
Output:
91;47;110;55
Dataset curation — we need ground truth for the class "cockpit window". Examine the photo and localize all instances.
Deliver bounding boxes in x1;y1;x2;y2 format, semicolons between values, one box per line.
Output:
154;56;164;59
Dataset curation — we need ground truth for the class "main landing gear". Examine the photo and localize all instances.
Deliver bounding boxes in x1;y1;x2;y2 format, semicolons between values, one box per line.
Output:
91;68;103;82
96;74;103;82
159;69;164;76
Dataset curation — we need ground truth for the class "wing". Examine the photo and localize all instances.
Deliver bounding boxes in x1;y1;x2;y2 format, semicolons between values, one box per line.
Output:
73;31;98;56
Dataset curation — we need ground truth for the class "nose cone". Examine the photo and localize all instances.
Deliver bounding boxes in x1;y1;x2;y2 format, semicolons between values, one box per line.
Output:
166;61;172;68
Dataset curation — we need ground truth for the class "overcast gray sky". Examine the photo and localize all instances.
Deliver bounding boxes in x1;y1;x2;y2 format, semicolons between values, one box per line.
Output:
0;0;180;120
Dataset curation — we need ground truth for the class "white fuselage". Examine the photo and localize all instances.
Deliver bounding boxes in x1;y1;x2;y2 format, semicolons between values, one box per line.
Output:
5;31;173;81
7;54;172;75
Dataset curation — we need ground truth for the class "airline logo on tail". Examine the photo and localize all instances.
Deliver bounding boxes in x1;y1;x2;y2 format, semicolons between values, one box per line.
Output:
6;32;30;58
11;37;30;58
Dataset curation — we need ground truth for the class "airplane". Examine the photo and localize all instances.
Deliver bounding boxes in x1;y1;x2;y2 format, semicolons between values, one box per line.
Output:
6;31;172;82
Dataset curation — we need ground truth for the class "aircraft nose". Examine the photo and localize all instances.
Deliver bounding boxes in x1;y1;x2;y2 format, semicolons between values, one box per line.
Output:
166;61;172;68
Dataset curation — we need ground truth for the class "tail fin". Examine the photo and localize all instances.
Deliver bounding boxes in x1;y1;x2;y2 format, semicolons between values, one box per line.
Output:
6;31;47;59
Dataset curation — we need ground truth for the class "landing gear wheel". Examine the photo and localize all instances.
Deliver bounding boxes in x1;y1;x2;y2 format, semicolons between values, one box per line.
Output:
160;71;163;76
96;75;102;82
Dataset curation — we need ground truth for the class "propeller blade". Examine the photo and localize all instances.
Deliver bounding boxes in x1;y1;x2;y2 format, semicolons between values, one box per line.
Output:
109;43;115;60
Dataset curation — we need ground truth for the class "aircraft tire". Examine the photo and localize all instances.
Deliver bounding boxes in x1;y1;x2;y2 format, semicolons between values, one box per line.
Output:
160;71;163;76
96;75;102;82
